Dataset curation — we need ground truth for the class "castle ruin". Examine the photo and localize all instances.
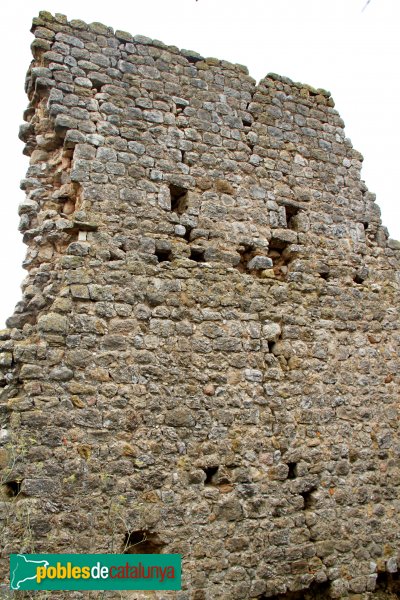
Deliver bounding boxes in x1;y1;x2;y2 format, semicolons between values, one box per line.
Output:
0;11;400;600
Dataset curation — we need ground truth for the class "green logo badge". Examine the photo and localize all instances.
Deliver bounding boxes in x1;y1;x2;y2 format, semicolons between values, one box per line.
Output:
10;554;181;591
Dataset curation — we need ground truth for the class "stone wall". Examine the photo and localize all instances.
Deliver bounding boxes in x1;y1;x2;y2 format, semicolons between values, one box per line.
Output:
1;11;400;599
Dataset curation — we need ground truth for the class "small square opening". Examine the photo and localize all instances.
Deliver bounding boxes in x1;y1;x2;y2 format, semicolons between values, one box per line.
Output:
155;249;172;263
190;248;206;263
2;480;22;499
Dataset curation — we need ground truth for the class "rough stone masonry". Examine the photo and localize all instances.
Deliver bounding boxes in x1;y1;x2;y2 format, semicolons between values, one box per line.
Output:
0;10;399;600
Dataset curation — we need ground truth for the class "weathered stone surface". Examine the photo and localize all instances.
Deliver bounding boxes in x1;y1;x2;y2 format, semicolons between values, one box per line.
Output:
20;478;60;496
262;321;282;340
247;255;273;270
37;313;68;334
164;408;195;427
0;352;12;367
0;11;399;600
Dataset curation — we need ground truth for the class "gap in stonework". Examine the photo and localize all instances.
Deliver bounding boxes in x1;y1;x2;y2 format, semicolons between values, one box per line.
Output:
155;248;172;263
283;204;301;230
184;226;193;242
267;238;291;280
287;462;297;479
1;480;22;499
376;571;400;596
236;244;257;273
203;466;219;485
123;530;166;554
257;579;331;600
300;487;317;510
190;247;206;263
170;184;189;214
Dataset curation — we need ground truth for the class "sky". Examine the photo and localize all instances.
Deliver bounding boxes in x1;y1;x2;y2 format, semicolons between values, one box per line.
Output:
0;0;399;327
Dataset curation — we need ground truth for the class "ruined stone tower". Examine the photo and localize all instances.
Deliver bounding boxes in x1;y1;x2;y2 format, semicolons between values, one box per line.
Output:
1;11;399;599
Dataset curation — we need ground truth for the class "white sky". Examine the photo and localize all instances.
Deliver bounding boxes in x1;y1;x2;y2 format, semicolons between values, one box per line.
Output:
0;0;399;327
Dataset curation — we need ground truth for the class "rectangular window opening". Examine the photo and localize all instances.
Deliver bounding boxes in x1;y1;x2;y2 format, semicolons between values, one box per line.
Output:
280;201;301;230
170;184;189;215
